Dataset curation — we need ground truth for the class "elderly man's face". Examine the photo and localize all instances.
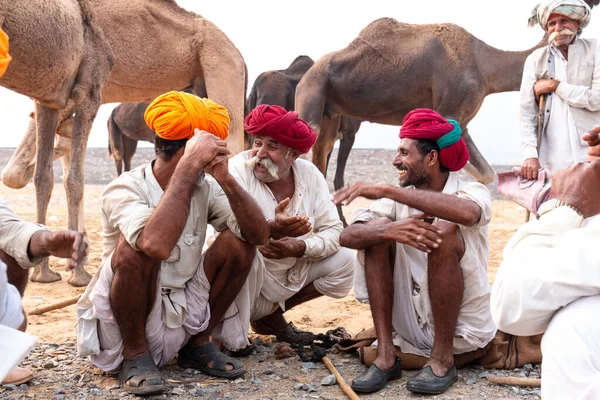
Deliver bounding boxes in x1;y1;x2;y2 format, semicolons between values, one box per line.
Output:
248;135;297;182
547;14;579;47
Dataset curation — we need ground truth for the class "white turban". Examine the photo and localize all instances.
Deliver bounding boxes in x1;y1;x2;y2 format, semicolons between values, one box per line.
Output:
528;0;592;30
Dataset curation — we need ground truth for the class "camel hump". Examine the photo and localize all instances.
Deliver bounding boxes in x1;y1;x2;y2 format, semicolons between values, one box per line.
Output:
285;55;315;79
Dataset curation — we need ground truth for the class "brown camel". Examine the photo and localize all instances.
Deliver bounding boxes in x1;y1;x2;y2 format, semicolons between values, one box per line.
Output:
1;0;247;286
107;102;155;176
296;18;553;186
247;55;361;223
0;0;115;286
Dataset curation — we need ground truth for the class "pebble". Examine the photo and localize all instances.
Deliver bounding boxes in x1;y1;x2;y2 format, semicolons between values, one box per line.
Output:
306;384;317;393
465;377;477;385
54;395;65;400
301;362;318;370
90;388;104;396
321;374;337;386
17;384;28;391
3;384;18;391
53;388;65;395
250;377;263;385
294;383;306;391
524;363;534;370
43;360;59;369
477;371;491;379
171;387;185;395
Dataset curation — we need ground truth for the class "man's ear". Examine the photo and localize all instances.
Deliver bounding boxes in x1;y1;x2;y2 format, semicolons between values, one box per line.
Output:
428;150;439;167
292;149;301;160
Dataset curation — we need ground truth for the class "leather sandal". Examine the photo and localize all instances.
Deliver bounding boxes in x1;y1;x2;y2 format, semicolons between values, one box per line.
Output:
118;354;166;396
251;320;315;345
351;357;402;393
406;365;458;394
177;341;245;379
2;366;34;385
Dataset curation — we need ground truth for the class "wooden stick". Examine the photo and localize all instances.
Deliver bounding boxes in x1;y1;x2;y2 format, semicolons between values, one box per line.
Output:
28;295;81;315
322;356;361;400
487;376;541;387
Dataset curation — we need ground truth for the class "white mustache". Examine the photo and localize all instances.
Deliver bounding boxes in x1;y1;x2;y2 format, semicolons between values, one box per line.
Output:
548;29;576;44
244;155;279;180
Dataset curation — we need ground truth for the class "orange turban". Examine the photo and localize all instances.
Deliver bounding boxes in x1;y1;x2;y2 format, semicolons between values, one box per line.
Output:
0;27;12;78
144;91;230;140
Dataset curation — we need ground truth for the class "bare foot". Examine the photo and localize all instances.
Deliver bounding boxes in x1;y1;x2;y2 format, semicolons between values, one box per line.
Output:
67;265;92;287
29;262;61;283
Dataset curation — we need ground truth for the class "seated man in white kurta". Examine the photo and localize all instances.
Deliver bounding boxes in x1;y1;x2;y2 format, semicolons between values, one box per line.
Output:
230;104;355;344
334;109;496;395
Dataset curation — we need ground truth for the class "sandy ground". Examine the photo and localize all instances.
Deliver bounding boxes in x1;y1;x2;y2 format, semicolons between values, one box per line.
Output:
0;149;537;400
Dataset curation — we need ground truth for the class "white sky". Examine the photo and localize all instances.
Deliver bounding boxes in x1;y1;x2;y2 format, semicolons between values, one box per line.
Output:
0;0;598;164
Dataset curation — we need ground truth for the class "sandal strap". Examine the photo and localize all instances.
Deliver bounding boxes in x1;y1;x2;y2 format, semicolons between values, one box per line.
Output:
119;355;163;386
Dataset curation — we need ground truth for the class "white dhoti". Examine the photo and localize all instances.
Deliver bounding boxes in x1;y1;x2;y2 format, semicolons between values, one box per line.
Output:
251;247;355;321
540;295;600;400
0;261;23;329
77;253;264;371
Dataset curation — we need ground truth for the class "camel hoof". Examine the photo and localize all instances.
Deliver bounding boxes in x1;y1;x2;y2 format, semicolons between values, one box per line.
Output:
29;266;62;283
67;266;92;287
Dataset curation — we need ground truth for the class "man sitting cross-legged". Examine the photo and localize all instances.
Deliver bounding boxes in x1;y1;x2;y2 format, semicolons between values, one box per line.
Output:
76;92;269;396
228;105;355;344
333;109;496;394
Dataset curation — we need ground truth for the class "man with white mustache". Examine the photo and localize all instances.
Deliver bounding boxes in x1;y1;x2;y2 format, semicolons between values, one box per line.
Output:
228;104;355;344
520;0;600;179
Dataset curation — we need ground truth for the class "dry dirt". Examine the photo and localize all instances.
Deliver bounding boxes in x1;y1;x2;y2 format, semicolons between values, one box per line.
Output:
0;148;537;400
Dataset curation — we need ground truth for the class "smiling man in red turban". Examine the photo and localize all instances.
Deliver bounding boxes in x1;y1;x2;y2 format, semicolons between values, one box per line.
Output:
227;104;355;345
333;108;494;395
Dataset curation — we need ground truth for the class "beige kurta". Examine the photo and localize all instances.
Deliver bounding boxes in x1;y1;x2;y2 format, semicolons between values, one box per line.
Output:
351;175;496;357
229;151;354;318
76;163;256;369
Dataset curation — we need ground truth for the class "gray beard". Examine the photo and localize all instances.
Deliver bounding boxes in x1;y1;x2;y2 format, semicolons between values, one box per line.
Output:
244;155;279;180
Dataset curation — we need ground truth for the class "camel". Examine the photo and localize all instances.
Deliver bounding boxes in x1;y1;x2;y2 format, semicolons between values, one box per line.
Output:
295;18;556;186
2;0;247;286
247;56;361;222
107;102;154;176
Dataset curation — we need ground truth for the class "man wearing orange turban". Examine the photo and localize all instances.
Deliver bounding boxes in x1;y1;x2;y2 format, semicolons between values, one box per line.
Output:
333;108;494;395
227;104;355;345
76;92;269;395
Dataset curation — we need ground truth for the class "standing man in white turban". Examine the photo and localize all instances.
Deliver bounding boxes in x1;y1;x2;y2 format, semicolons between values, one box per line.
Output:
519;0;600;179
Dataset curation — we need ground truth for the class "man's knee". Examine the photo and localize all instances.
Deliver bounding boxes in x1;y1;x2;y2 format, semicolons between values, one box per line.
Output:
111;235;158;275
433;221;465;258
2;250;28;297
210;230;255;273
315;247;355;298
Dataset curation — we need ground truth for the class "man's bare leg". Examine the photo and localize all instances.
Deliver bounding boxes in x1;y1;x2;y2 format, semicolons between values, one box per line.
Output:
425;221;465;376
109;236;160;360
3;251;28;297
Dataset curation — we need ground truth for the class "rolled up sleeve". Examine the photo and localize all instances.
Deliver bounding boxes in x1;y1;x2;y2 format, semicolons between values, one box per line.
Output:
0;200;46;268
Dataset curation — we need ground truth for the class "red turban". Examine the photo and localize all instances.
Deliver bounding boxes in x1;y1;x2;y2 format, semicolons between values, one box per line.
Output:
399;108;469;172
244;105;316;154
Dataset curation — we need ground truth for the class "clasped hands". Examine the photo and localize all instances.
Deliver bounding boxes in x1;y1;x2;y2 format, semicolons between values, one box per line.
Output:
260;198;311;259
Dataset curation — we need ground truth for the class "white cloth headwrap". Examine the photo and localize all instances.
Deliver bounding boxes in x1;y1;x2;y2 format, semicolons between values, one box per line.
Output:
528;0;592;30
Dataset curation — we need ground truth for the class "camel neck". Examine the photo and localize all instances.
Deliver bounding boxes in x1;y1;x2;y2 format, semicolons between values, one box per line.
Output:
475;35;547;95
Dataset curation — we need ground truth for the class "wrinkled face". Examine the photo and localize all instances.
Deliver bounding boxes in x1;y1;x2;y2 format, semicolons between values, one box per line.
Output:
248;135;297;182
392;138;429;187
547;14;579;47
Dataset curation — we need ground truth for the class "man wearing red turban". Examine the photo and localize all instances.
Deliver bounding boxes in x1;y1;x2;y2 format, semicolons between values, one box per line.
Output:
333;109;494;395
76;93;270;395
227;104;354;344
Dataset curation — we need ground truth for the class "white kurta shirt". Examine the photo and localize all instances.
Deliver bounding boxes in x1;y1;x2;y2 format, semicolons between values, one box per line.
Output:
351;175;496;355
96;162;242;328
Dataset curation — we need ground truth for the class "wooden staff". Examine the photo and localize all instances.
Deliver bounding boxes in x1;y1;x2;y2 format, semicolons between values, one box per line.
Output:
487;376;541;387
322;356;361;400
28;295;81;316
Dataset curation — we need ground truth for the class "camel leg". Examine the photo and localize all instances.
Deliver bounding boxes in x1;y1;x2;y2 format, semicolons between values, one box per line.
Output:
123;136;138;173
462;128;495;184
311;116;340;175
64;99;99;287
1;118;37;189
29;105;62;284
334;130;356;227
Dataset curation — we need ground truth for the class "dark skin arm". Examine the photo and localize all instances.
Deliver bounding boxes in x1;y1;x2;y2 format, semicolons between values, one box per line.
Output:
136;131;230;260
333;182;482;227
205;155;269;246
28;229;87;270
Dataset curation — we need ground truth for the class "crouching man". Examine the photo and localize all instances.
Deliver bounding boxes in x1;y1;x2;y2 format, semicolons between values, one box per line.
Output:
229;105;355;344
334;109;496;394
76;92;269;396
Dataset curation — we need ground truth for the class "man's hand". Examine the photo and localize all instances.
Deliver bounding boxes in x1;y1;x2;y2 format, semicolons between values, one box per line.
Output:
550;161;600;218
332;182;387;206
583;124;600;162
204;154;231;183
182;129;230;170
29;230;87;270
269;198;311;239
383;214;443;253
520;157;541;180
533;79;560;101
259;237;306;259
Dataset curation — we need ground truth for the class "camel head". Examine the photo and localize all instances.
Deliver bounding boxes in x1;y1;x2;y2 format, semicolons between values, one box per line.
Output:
584;0;600;8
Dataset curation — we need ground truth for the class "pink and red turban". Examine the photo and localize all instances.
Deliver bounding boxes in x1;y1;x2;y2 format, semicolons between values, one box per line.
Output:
399;108;470;172
244;105;316;154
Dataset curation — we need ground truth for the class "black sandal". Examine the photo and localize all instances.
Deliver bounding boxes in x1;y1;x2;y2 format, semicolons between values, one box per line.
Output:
251;320;315;345
118;354;166;396
177;342;245;379
351;358;402;393
406;365;458;394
